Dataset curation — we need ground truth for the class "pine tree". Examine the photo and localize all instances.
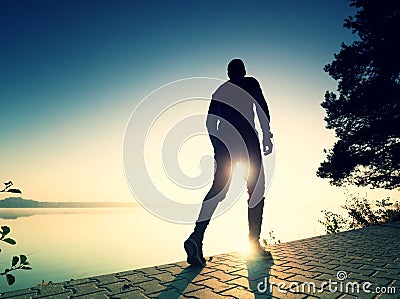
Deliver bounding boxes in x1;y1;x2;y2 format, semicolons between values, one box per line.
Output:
318;0;400;189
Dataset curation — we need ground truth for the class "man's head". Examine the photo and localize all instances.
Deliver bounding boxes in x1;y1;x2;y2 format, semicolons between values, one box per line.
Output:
227;58;246;80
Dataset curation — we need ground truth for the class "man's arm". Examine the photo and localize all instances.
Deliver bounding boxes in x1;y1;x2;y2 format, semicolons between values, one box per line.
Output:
206;97;220;148
250;78;273;155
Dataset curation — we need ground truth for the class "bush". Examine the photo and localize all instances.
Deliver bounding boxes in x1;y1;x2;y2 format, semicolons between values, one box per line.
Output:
319;193;400;234
1;181;31;286
319;210;349;234
344;195;400;229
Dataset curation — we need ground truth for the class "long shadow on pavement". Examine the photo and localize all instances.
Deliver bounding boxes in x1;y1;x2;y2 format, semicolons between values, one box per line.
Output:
246;258;274;298
156;265;202;298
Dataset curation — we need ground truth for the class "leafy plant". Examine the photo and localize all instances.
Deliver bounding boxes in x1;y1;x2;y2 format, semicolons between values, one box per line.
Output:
344;194;400;229
0;226;32;285
1;180;30;286
319;193;400;234
0;181;22;194
318;0;400;190
318;210;349;234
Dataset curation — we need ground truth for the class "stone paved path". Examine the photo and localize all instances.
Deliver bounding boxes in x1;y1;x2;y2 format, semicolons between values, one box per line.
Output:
1;222;399;298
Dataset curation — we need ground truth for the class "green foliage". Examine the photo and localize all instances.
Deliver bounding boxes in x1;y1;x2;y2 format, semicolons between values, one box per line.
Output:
0;181;22;194
6;274;15;286
2;238;16;245
344;194;400;229
318;0;400;189
1;226;10;235
0;226;16;245
1;180;31;286
319;194;400;234
0;226;32;285
1;254;31;286
318;210;349;234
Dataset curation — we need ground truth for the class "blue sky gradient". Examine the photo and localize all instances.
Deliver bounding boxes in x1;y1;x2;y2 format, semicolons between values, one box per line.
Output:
1;0;358;204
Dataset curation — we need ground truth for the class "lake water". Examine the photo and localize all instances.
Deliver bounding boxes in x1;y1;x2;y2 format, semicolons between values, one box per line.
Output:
0;197;327;292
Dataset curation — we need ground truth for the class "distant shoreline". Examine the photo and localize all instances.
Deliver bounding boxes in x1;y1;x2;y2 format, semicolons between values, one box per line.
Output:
0;197;139;209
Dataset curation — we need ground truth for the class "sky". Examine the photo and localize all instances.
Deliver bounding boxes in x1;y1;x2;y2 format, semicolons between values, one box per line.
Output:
2;0;396;234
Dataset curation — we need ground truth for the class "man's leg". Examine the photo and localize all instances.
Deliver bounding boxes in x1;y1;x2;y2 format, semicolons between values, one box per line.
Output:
246;144;271;258
185;149;232;266
247;148;265;242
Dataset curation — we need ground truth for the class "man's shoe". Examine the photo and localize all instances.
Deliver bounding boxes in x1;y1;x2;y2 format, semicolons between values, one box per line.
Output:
184;237;206;267
250;243;273;260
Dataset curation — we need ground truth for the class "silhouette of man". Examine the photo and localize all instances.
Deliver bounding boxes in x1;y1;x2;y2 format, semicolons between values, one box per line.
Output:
184;59;273;266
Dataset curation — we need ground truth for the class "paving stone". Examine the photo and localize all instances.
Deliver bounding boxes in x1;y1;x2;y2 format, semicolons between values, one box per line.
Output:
218;256;247;266
111;291;148;299
98;281;134;294
32;283;72;297
308;267;342;277
374;293;399;299
161;265;189;276
195;277;236;293
220;286;259;299
372;271;399;282
380;266;400;276
203;269;239;282
224;252;246;259
155;263;179;270
283;274;313;284
64;281;104;297
272;259;291;266
270;269;296;280
184;287;235;299
270;265;292;272
349;291;377;299
0;288;38;298
135;267;166;276
281;256;309;265
34;293;71;299
146;271;178;283
145;287;182;299
345;273;389;286
311;262;339;271
107;286;146;299
72;292;109;299
116;273;152;285
333;267;375;277
225;276;251;289
388;279;400;290
167;279;206;295
173;261;188;268
1;221;399;299
228;268;249;278
270;289;308;299
285;267;319;279
199;266;218;275
204;261;236;274
64;278;93;287
189;273;210;284
133;280;167;295
90;274;125;285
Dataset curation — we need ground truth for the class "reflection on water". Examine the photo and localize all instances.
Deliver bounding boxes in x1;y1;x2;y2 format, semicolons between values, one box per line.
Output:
0;208;136;220
0;199;324;292
0;206;248;292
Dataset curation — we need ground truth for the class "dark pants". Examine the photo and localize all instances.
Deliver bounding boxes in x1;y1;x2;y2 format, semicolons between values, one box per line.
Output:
193;130;265;243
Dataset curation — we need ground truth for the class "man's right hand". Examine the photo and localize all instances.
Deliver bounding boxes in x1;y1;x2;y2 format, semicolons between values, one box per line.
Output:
263;137;273;156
